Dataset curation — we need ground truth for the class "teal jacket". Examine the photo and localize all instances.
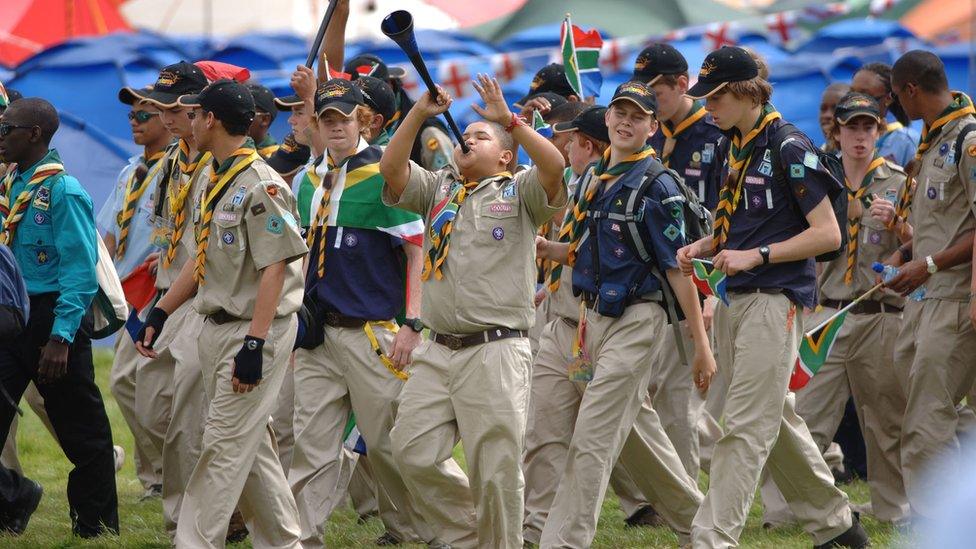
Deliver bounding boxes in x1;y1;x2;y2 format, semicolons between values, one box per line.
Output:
5;149;97;342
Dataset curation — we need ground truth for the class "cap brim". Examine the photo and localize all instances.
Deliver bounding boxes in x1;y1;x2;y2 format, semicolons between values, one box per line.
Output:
685;80;727;100
176;94;202;108
609;97;655;115
316;102;359;117
836;112;883;126
387;66;407;79
118;87;151;105
551;121;578;134
267;155;302;176
142;90;183;109
274;95;304;111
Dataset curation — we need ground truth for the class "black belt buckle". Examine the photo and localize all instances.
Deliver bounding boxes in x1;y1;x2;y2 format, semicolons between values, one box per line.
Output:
441;334;463;350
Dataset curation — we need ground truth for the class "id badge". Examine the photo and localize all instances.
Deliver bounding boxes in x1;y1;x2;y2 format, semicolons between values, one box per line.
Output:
568;356;594;383
149;215;176;250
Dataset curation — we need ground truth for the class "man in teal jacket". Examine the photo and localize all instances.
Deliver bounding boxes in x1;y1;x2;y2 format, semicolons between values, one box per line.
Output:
0;97;118;537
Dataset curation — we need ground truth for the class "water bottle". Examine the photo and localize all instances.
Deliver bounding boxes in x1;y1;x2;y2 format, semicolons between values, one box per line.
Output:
872;262;926;301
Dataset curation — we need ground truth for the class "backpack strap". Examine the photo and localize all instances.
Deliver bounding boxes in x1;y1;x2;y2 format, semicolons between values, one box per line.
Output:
954;122;976;166
768;121;801;185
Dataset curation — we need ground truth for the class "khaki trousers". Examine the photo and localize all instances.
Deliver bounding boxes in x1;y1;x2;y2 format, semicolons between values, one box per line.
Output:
175;315;300;549
762;308;908;524
156;303;207;538
391;336;532;549
1;383;55;472
896;298;976;517
348;458;379;517
290;324;431;548
273;354;296;476
538;302;703;548
692;293;852;548
110;327;171;489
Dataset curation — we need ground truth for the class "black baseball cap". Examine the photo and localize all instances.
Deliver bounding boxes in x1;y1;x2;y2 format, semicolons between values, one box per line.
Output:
513;91;569;111
515;63;576;107
353;76;396;122
120;61;208;108
267;132;311;176
632;43;688;84
834;92;883;125
247;83;278;119
344;53;406;81
687;46;759;99
177;79;256;128
552;105;609;143
274;94;304;111
609;81;657;115
314;78;365;117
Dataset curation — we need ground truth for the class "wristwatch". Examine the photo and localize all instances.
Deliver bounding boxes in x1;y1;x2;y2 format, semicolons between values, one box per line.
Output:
758;246;771;266
403;317;424;333
925;255;938;274
49;335;70;345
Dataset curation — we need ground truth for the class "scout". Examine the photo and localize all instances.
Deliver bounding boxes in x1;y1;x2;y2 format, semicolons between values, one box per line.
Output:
136;79;306;548
677;46;867;548
381;74;567;548
886;50;976;519
247;83;280;159
851;62;919;167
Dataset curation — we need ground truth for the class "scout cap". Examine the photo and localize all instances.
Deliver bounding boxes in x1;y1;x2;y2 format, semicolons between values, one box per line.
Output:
274;94;304;111
834;92;883;125
515;63;576;107
552;105;610;143
513;91;569;111
609;81;657;115
247;83;278;119
686;46;759;99
120;61;208;108
344;53;406;80
632;43;688;84
353;76;396;122
177;79;256;128
267;132;311;176
314;79;365;117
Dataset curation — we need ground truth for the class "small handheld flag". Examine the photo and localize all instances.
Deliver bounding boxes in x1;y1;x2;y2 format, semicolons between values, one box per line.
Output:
533;110;553;138
691;259;729;306
789;311;847;391
560;15;603;99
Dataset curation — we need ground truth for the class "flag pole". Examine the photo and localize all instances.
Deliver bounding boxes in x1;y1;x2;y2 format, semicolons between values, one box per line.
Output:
805;282;885;336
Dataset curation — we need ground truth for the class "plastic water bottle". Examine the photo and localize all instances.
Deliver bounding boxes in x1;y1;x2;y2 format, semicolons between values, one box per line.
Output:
872;262;926;301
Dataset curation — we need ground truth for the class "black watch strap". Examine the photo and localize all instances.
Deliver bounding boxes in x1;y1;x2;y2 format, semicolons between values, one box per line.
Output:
759;246;771;265
404;317;424;332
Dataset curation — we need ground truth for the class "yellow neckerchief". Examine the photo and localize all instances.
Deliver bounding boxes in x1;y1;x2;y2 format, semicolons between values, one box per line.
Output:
164;145;213;267
843;155;886;285
660;100;707;167
116;151;166;259
0;161;64;245
893;91;975;225
192;147;259;284
712;104;782;252
306;144;364;278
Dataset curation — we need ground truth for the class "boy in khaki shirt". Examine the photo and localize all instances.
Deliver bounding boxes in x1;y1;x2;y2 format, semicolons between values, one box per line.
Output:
380;75;567;548
136;79;306;548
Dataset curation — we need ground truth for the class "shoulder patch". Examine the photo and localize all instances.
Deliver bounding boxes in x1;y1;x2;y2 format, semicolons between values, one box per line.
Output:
266;215;284;234
250;203;267;216
265;184;278;197
802;151;818;170
968;143;976;158
426;137;440;151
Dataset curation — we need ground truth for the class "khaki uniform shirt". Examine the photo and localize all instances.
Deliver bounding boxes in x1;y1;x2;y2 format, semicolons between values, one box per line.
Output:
384;161;568;334
908;114;976;300
820;160;906;308
151;147;214;290
192;158;307;319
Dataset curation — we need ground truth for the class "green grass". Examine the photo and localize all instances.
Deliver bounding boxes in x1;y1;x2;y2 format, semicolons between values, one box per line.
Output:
0;349;899;548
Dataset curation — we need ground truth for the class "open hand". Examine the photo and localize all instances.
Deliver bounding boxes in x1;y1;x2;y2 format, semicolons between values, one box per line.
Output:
471;74;513;125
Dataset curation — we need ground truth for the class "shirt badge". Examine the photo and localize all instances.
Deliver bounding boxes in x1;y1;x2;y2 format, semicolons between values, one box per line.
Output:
266;215;284;234
610;222;621;232
488;203;513;214
790;164;805;178
803;151;818;169
751;194;763;208
492;226;505;240
762;149;772;162
216;211;238;223
36;250;48;264
250;203;267;216
663;224;681;241
265;184;279;197
869;231;881;245
613;246;625;257
968;144;976;157
231;188;246;206
938;143;950;156
222;231;235;244
702;143;714;164
692;151;702;163
745;175;765;185
33;187;51;211
502;183;517;198
283;212;297;227
343;232;358;247
758;162;773;177
33;212;47;225
927;186;938;200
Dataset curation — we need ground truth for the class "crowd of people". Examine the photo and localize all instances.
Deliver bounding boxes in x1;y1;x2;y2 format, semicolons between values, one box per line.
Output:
0;3;974;548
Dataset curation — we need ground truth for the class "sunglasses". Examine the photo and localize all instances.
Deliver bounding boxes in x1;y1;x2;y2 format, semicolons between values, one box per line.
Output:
186;109;201;120
128;110;159;124
0;122;34;137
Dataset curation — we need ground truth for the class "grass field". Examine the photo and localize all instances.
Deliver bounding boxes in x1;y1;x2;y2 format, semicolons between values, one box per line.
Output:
0;349;900;548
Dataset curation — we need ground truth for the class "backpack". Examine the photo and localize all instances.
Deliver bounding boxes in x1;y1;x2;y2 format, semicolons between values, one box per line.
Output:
591;159;705;366
768;122;848;262
953;123;976;166
91;233;127;339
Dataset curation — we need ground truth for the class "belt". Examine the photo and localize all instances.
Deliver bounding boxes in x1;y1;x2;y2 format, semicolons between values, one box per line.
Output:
323;311;368;328
430;327;527;351
726;287;782;295
206;310;246;325
561;316;579;329
820;299;902;315
580;291;662;311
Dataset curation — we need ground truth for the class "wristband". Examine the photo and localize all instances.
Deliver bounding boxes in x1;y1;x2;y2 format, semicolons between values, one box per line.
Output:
504;112;523;133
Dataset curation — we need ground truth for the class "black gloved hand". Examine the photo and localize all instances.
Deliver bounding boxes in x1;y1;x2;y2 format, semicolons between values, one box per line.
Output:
234;335;265;385
137;307;169;349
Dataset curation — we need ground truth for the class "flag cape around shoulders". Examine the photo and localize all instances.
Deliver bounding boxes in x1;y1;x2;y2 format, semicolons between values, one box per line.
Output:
691;259;729;306
560;17;603;99
789;310;848;391
328;146;424;246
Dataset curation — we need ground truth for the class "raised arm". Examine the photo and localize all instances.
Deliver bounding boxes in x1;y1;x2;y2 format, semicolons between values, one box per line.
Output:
380;86;452;200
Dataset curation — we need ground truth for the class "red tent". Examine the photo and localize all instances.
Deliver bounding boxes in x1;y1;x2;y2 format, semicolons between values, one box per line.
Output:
1;0;130;67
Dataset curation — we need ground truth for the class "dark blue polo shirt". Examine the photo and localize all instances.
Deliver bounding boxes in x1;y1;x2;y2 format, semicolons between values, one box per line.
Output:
306;226;406;320
572;155;685;301
650;115;726;211
720;118;836;308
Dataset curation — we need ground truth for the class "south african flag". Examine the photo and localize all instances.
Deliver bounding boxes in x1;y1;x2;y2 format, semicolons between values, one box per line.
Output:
691;259;729;306
533;110;553;138
789;311;848;391
560;15;603;99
